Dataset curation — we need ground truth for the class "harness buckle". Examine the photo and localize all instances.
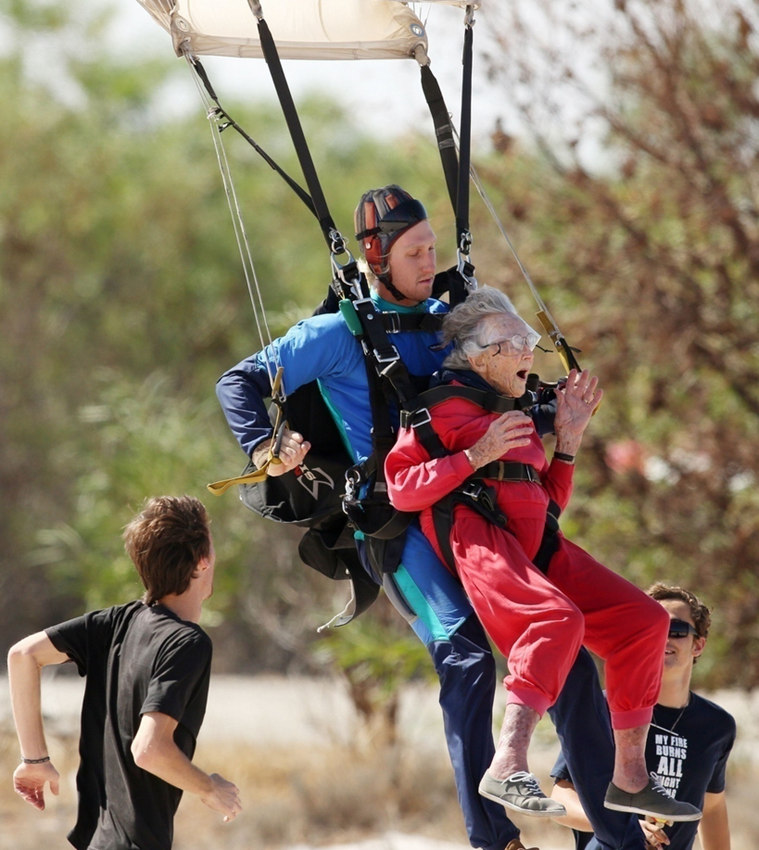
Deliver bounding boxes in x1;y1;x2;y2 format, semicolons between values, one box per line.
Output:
343;465;366;507
383;312;402;334
461;480;487;504
459;481;506;528
410;407;432;428
373;345;401;366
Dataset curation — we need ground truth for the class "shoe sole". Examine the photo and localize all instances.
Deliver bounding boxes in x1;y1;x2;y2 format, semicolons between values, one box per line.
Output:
479;787;566;819
604;801;702;822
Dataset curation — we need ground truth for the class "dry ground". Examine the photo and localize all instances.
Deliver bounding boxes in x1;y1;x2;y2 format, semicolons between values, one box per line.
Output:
1;673;757;850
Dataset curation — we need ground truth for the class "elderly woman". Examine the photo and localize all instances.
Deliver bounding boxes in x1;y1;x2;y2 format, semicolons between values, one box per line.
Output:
385;287;701;825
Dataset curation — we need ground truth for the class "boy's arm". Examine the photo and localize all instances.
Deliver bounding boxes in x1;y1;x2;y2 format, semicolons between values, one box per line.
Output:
699;791;730;850
550;779;594;832
131;712;242;822
7;631;69;809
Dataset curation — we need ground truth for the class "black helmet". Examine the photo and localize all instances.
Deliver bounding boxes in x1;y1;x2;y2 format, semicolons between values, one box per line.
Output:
354;185;428;288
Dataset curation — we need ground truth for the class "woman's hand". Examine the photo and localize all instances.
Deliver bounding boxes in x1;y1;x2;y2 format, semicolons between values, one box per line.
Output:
553;369;603;456
465;410;534;470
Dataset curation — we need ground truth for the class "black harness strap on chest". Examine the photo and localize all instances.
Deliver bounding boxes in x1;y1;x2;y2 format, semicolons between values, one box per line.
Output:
380;311;445;334
400;385;532;465
342;354;417;547
340;299;443;560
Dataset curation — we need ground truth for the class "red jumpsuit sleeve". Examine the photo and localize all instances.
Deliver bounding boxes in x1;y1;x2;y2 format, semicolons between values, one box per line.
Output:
385;426;476;512
541;457;575;512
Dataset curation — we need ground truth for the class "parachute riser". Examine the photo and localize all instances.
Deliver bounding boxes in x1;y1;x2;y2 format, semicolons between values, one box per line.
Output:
536;310;582;375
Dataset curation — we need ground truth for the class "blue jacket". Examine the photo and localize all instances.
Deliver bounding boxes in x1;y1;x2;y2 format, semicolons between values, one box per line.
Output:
216;293;449;462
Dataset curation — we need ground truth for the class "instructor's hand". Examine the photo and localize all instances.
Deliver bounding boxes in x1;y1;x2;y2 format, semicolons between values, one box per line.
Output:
252;428;311;475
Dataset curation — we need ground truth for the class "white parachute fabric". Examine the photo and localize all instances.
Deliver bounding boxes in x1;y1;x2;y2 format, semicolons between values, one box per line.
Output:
398;0;481;7
135;0;429;61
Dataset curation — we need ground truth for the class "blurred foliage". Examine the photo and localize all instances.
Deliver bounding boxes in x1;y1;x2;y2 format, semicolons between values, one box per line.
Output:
1;0;758;694
311;595;435;745
0;0;449;679
481;0;759;687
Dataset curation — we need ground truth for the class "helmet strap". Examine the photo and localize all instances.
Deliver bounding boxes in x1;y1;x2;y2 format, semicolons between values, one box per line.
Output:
374;269;410;303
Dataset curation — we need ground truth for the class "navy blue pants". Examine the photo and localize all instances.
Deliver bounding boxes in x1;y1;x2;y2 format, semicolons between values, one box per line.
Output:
428;615;519;850
362;526;643;850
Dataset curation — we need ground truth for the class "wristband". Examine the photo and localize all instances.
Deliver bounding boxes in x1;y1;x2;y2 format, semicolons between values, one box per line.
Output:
553;451;575;464
22;756;50;764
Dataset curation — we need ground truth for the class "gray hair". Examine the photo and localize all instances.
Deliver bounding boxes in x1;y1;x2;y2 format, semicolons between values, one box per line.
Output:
442;286;521;369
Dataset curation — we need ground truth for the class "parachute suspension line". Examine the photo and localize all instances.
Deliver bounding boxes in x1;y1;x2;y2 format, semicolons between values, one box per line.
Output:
187;54;316;217
466;158;582;373
185;54;280;386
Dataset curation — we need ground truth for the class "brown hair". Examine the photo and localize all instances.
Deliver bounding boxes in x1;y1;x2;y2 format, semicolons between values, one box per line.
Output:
123;496;211;605
647;582;711;639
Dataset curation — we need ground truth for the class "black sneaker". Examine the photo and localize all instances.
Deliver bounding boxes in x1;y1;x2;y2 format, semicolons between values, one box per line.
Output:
604;776;701;822
478;770;566;818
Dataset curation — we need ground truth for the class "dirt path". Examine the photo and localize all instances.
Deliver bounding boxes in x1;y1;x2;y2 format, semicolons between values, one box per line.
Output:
1;675;758;850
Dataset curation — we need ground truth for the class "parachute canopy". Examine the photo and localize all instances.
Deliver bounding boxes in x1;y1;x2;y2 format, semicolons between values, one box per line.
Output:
134;0;473;61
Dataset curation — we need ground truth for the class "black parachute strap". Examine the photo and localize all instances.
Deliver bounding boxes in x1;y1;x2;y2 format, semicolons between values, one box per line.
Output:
408;387;561;576
365;356;401;499
401;380;538;572
455;9;475;258
379;310;445;334
400;384;532;463
403;384;528;423
431;481;507;575
341;353;417;542
420;63;459;216
188;54;316;218
340;298;440;541
349;299;420;409
250;3;346;256
417;15;473;255
430;264;474;308
417;7;477;296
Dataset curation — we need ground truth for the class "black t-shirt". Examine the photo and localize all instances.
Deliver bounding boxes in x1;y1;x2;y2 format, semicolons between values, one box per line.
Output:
551;692;736;850
47;600;212;850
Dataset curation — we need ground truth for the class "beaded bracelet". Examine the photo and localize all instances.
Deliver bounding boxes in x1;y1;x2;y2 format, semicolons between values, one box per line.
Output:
22;756;51;764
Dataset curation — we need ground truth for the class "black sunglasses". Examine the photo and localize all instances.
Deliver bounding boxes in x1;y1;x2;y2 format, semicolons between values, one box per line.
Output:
668;618;698;639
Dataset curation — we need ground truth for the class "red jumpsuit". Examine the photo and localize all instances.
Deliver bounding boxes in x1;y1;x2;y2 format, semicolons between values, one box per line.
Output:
385;386;668;730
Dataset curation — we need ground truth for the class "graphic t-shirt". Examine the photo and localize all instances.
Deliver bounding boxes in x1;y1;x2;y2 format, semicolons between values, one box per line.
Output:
552;691;735;850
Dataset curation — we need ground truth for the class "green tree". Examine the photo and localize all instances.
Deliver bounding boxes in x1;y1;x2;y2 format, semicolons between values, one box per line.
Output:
0;1;454;675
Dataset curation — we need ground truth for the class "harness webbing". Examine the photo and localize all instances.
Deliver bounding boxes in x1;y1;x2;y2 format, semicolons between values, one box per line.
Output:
455;13;474;256
420;62;458;218
188;56;316;217
400;382;562;576
251;9;345;254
